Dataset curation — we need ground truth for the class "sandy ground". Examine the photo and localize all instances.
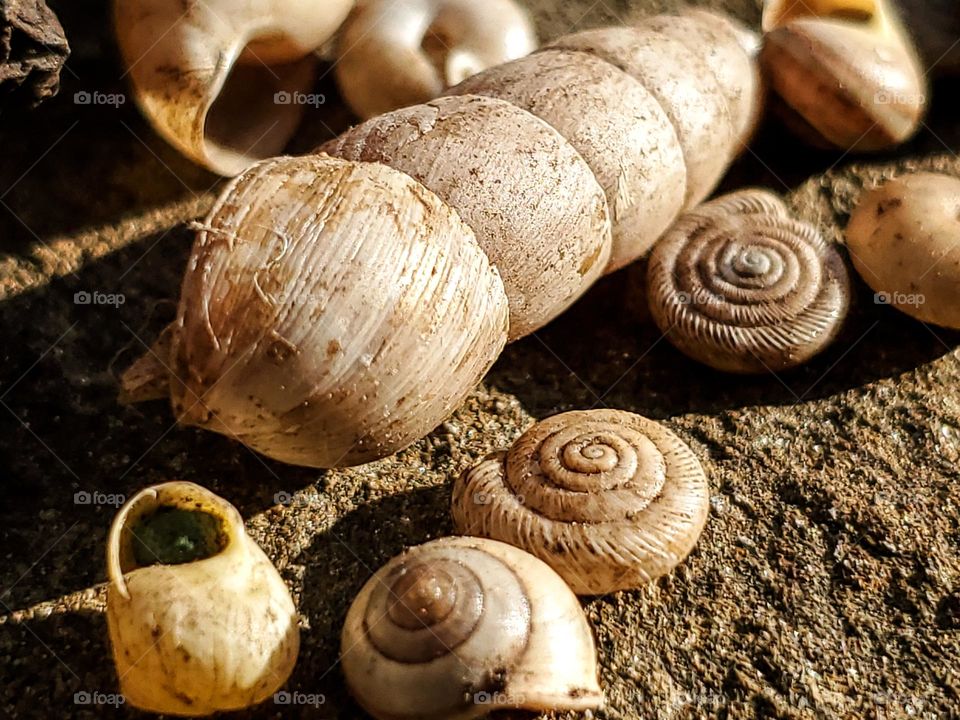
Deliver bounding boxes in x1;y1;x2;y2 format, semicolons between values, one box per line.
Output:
1;0;958;718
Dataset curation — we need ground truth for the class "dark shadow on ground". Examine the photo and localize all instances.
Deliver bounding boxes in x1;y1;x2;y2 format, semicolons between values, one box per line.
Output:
292;485;451;720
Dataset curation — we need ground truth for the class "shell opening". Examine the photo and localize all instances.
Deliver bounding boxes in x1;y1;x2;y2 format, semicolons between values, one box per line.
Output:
130;506;226;567
202;54;316;176
107;482;243;600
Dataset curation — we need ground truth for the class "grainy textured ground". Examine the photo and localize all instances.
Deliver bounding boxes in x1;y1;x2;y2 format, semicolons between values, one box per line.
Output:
1;1;958;718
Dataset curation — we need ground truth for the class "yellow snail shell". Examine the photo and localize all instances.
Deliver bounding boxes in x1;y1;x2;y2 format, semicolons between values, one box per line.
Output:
760;0;927;151
341;536;603;720
452;410;710;595
106;482;299;715
320;94;612;340
479;10;760;270
129;154;509;468
846;172;960;330
335;0;537;119
114;0;354;176
646;189;852;374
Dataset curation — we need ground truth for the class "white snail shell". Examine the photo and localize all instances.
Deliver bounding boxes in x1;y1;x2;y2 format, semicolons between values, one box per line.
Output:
320;94;612;340
341;536;603;720
468;11;759;271
142;154;509;468
335;0;537;119
846;172;960;330
106;482;299;715
114;0;354;176
452;410;710;595
760;0;927;151
646;190;851;374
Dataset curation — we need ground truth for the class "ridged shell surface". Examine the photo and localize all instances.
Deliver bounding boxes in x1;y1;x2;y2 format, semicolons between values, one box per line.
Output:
170;154;509;467
647;190;850;373
452;410;710;595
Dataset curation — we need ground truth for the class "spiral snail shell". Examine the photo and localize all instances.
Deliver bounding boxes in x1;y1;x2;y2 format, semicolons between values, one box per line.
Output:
760;0;928;151
320;94;612;340
341;536;602;720
114;0;354;176
452;410;710;595
646;190;851;374
124;154;508;468
449;9;762;271
334;0;537;119
123;12;763;468
106;482;299;715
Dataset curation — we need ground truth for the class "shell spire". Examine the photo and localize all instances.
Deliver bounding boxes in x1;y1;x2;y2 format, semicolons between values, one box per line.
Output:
452;410;710;595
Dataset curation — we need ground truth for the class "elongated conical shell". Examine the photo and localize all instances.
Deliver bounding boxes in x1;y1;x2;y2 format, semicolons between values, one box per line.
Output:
447;49;687;273
106;482;299;715
115;0;354;175
452;411;710;595
647;190;851;373
549;12;761;211
169;154;509;467
319;94;612;340
341;536;602;720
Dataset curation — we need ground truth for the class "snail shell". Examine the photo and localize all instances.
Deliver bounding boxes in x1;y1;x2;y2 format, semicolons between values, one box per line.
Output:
846;172;960;330
646;190;851;374
106;482;299;715
320;94;612;340
760;0;927;151
114;0;354;176
481;11;759;270
335;0;537;119
341;536;602;720
159;154;508;468
452;410;710;595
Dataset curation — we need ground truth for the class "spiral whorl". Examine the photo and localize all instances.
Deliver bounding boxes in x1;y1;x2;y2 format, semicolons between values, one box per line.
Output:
647;190;851;374
341;537;602;720
452;410;710;595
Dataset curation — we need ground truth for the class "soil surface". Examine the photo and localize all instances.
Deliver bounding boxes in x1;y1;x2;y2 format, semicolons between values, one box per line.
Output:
1;1;958;719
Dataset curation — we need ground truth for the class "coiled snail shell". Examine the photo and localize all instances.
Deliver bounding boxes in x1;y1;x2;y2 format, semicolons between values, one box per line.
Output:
106;482;299;715
341;536;603;720
335;0;537;119
114;0;354;175
320;94;612;340
646;190;851;374
760;0;927;151
452;410;710;595
143;154;509;468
